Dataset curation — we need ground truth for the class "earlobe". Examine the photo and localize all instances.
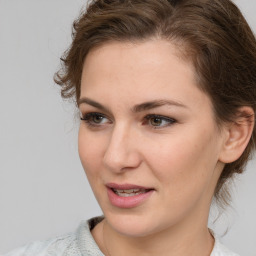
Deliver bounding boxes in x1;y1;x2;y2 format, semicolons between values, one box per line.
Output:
219;107;255;164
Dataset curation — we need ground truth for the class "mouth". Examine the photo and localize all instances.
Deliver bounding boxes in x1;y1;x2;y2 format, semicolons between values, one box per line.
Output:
112;188;152;197
106;183;155;208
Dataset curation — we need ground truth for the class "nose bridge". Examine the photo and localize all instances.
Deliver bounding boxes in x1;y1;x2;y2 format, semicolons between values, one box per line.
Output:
103;122;140;172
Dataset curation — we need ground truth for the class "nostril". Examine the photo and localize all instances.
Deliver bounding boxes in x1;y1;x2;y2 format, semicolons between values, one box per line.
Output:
102;128;142;172
103;149;141;172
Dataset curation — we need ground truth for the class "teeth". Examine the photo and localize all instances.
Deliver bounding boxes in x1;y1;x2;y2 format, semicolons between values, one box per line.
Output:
112;188;148;197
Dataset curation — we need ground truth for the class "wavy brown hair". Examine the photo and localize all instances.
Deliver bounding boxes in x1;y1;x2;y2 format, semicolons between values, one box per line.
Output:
54;0;256;207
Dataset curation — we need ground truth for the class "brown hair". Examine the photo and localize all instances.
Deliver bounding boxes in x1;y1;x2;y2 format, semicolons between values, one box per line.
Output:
54;0;256;207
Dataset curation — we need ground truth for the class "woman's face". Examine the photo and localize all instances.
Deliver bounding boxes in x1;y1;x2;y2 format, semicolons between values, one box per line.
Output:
78;39;226;237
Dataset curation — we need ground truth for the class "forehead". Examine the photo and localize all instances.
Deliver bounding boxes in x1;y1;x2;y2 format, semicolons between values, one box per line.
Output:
82;39;195;89
80;39;213;114
84;39;192;69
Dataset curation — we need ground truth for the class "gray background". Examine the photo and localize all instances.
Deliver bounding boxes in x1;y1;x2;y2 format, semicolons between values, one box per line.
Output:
0;0;255;255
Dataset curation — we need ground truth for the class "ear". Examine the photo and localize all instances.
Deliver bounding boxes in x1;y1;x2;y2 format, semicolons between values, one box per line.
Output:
219;106;255;164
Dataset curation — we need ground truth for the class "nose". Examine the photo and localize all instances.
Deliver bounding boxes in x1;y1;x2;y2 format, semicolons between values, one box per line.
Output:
103;124;142;173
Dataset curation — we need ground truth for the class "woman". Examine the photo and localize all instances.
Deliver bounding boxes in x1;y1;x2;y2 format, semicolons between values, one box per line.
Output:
5;0;256;255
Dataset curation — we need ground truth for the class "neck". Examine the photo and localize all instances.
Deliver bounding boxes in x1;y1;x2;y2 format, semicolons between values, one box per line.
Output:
93;210;214;256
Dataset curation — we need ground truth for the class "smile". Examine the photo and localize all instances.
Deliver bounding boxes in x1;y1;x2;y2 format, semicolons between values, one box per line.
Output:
112;188;150;197
106;183;155;208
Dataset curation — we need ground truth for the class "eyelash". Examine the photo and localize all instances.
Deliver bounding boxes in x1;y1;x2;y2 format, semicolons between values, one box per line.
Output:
144;114;176;129
80;112;176;129
80;112;111;128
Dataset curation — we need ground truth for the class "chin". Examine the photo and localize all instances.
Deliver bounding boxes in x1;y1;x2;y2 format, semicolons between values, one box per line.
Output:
104;210;170;238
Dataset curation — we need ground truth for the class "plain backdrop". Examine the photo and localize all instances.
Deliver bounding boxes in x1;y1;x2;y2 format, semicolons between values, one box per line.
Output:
0;0;255;255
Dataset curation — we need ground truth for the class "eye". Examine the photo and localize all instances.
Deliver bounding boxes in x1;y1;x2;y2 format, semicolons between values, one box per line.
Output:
143;114;176;128
80;112;111;127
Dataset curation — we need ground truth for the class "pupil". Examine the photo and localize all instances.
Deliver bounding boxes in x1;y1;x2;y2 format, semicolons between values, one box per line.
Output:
93;115;103;123
151;117;162;126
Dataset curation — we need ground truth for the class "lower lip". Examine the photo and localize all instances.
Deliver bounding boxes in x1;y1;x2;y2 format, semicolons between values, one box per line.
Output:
107;187;154;208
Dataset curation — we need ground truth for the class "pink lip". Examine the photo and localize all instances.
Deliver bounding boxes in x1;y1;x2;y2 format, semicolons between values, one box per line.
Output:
106;183;152;190
106;183;154;209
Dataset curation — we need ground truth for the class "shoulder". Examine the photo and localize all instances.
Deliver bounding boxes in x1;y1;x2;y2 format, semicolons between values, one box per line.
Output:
3;217;104;256
211;237;240;256
3;232;80;256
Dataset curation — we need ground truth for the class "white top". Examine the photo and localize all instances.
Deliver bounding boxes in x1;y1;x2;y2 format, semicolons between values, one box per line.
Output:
3;216;240;256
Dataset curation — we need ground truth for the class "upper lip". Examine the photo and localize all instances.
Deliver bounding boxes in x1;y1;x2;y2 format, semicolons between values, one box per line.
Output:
106;183;153;190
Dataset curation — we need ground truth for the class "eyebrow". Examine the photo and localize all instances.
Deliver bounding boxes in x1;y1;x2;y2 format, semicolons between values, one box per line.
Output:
132;99;188;112
78;98;109;112
78;97;188;113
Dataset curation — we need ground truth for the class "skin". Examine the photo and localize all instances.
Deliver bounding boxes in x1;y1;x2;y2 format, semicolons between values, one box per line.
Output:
77;39;240;256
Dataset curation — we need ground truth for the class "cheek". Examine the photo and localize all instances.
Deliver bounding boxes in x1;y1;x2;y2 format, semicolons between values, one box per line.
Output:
145;133;219;223
144;128;219;194
78;127;104;176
